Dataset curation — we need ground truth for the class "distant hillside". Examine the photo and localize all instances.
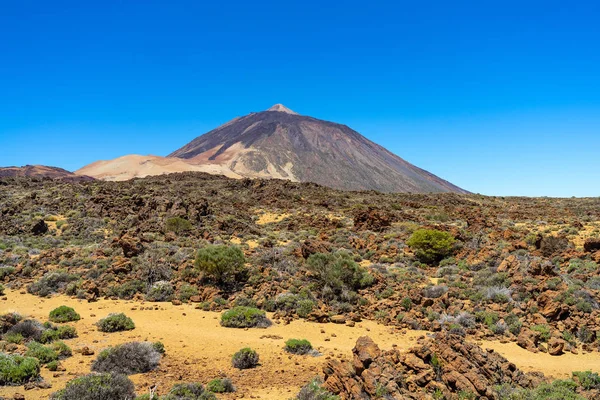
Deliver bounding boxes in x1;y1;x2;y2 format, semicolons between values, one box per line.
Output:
0;165;94;181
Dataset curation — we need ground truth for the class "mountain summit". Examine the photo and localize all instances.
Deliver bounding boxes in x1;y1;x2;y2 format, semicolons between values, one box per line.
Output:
167;106;466;193
265;103;299;114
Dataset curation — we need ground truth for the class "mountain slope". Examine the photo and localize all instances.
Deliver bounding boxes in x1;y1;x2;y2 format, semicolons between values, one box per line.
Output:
0;165;94;181
76;154;241;181
168;104;467;193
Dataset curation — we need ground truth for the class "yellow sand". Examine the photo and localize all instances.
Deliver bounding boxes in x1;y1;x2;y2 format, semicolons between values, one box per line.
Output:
256;212;290;225
2;290;599;399
483;340;600;379
0;290;424;399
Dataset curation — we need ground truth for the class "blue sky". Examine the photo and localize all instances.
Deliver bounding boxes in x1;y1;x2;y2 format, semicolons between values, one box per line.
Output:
1;1;599;196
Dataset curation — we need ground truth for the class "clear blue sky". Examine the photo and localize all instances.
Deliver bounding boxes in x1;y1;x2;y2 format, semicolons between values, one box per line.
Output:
1;1;599;197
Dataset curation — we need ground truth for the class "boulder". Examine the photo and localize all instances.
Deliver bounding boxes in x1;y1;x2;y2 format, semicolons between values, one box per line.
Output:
517;329;540;353
584;238;600;253
548;338;565;356
31;219;48;235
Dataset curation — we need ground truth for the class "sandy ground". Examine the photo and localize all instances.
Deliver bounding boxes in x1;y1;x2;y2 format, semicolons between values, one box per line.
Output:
0;290;425;399
2;290;600;399
482;340;600;378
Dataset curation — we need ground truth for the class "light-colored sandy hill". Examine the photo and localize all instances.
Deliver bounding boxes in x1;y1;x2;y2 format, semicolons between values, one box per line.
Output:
75;154;242;181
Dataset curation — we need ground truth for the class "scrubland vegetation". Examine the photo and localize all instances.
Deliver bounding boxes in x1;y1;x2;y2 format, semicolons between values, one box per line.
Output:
1;173;600;398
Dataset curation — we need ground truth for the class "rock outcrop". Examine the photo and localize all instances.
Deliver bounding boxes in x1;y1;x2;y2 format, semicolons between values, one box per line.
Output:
323;333;542;399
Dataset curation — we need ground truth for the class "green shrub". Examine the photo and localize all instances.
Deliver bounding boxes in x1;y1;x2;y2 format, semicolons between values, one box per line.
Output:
195;245;245;283
206;378;235;393
26;342;59;364
178;284;199;302
0;266;16;280
50;372;136;400
106;280;145;299
152;341;166;354
165;217;193;235
52;341;72;358
49;306;80;323
285;339;313;355
306;252;374;296
232;348;259;369
508;379;585;400
221;307;271;328
47;360;60;371
163;382;217;400
296;299;316;318
145;281;174;302
0;284;4;296
475;311;499;328
3;332;24;344
28;271;79;297
97;313;135;332
406;229;455;264
0;353;40;385
531;324;551;342
40;325;78;343
92;342;161;375
401;297;413;311
268;292;316;318
295;377;339;400
572;370;600;390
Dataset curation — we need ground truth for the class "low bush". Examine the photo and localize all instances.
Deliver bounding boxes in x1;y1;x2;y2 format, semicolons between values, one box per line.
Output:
506;379;585;400
28;271;79;297
152;341;165;354
0;266;15;280
295;377;339;400
26;342;59;364
47;360;60;371
178;284;199;302
423;285;448;299
145;280;174;302
0;353;40;385
232;348;259;369
106;280;146;300
92;342;161;375
195;245;245;283
406;229;455;264
165;217;193;235
6;319;44;342
306;252;374;298
540;236;570;257
0;312;21;335
96;313;135;332
163;382;217;399
531;324;551;342
4;333;24;345
50;372;136;400
52;341;72;358
572;370;600;390
206;377;235;393
484;286;512;303
285;339;313;355
221;307;271;328
49;306;80;323
267;292;316;318
40;325;77;343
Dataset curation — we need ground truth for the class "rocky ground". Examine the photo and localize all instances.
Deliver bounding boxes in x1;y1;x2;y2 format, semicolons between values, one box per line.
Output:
1;173;600;398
